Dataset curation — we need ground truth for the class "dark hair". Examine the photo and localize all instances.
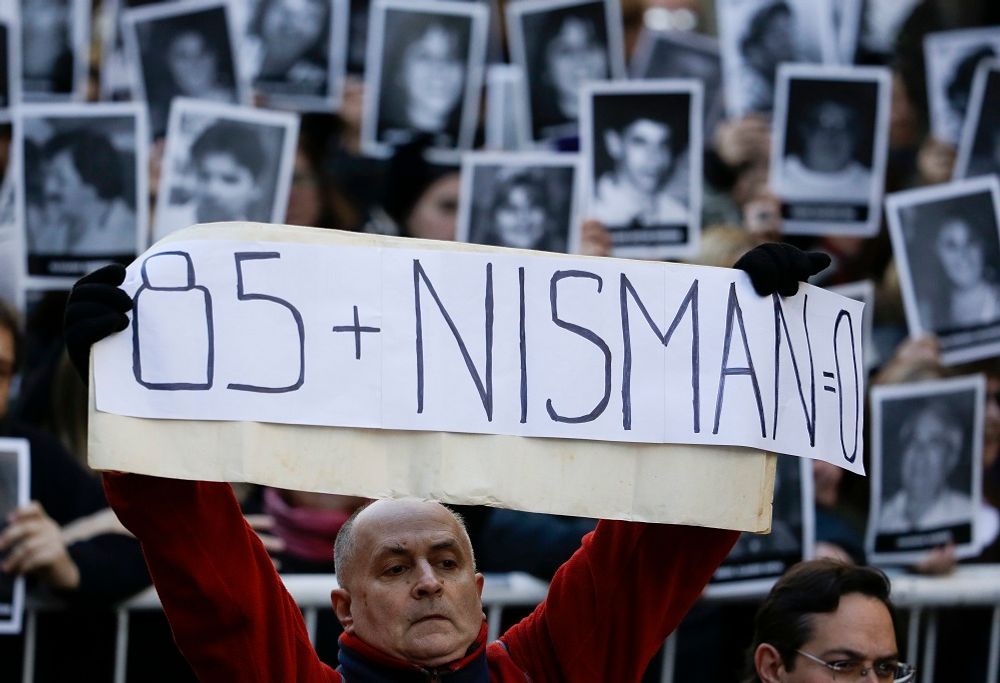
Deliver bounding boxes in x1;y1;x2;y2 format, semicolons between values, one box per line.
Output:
740;1;791;56
744;560;895;682
190;122;266;180
0;298;20;374
43;130;125;201
489;170;547;216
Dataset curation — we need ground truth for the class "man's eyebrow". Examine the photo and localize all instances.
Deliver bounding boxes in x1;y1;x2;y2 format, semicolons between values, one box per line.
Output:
373;544;409;558
819;648;900;661
430;539;459;552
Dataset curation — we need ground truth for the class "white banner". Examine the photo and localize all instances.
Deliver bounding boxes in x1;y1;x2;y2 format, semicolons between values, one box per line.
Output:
94;226;866;474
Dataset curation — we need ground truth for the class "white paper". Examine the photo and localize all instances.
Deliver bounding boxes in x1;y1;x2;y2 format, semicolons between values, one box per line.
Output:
95;224;867;473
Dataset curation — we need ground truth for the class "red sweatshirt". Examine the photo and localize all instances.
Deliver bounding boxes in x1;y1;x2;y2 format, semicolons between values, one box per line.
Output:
103;472;738;681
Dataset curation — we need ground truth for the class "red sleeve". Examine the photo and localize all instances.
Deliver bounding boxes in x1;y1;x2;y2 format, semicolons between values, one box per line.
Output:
102;472;340;683
499;520;738;682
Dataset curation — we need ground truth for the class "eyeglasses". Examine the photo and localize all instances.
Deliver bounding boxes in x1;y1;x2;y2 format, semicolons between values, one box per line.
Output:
795;649;916;681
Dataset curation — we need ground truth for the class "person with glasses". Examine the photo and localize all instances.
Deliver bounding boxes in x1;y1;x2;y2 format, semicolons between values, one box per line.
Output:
747;559;916;682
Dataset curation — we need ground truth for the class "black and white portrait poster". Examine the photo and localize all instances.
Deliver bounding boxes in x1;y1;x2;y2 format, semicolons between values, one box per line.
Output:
924;27;1000;145
886;176;1000;365
581;79;702;259
506;0;626;144
18;103;149;288
829;280;876;371
123;0;248;138
0;3;21;113
456;151;580;253
155;98;299;240
0;437;29;635
361;0;488;157
717;0;836;117
630;29;724;137
240;0;350;111
711;456;814;591
866;376;984;565
954;59;1000;180
484;64;529;151
770;64;891;237
99;0;174;101
20;0;89;102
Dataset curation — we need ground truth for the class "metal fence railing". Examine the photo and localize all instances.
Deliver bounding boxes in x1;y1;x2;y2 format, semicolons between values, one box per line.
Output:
20;565;1000;683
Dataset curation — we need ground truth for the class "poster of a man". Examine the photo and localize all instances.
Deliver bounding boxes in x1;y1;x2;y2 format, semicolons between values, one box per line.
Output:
867;376;983;564
362;0;488;157
456;151;579;253
582;79;701;259
20;0;89;102
924;27;1000;145
954;60;1000;180
242;0;349;111
506;0;625;143
771;64;890;236
717;0;835;116
123;0;247;138
712;456;813;588
886;176;1000;365
0;437;29;635
19;103;148;286
155;98;299;240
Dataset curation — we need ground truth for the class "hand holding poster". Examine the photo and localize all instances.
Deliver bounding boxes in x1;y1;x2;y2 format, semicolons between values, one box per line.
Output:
90;223;865;526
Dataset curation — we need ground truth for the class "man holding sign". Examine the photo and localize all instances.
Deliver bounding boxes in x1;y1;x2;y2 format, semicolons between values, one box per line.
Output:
67;242;828;681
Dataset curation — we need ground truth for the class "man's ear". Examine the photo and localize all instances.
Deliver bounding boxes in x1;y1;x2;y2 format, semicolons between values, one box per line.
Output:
331;588;354;632
754;643;786;683
604;129;622;159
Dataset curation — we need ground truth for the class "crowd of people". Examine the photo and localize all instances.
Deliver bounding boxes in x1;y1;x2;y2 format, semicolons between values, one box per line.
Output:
1;0;1000;681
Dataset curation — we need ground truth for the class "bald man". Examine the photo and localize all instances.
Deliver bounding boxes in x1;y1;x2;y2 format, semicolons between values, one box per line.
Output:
102;472;737;681
71;242;829;682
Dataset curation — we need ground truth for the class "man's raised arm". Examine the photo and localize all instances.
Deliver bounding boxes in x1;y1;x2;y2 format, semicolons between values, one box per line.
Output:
68;265;338;683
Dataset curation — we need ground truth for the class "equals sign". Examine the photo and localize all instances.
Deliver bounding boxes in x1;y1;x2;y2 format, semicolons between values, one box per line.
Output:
823;371;836;393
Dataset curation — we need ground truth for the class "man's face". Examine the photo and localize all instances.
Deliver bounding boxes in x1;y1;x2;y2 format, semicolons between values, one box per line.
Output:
801;102;856;173
331;499;485;667
608;119;673;194
194;152;258;222
167;32;218;96
901;412;957;511
263;0;326;50
0;325;13;418
774;594;898;682
44;150;96;223
494;183;547;249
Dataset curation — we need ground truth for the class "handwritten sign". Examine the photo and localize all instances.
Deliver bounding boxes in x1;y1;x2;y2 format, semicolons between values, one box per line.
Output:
93;224;865;474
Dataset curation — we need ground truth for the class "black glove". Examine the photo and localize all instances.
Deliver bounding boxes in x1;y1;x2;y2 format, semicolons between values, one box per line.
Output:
733;243;831;297
64;264;133;383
